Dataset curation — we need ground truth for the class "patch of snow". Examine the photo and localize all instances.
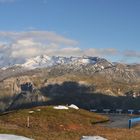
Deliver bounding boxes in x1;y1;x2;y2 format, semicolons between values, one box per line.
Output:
69;104;79;110
81;136;108;140
53;105;69;110
101;66;104;69
53;105;79;110
80;58;96;64
1;67;7;70
36;109;41;112
22;55;74;69
28;111;34;114
0;134;33;140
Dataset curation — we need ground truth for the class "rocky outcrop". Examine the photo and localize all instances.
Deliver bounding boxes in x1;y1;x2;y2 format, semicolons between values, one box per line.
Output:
0;75;46;111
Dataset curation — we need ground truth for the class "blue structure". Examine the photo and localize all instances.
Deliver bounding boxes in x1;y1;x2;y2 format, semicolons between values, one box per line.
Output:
128;117;140;129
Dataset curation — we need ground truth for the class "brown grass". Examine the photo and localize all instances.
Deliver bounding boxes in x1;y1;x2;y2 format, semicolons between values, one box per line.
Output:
0;106;140;140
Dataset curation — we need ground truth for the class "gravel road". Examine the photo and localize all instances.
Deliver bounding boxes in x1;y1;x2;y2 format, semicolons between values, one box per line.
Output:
98;114;134;128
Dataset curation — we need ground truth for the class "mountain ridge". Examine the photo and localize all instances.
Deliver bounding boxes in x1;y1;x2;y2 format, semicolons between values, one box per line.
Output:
0;55;139;112
1;55;114;69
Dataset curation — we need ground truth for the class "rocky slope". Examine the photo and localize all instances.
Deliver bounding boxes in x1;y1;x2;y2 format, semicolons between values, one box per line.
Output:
0;55;139;111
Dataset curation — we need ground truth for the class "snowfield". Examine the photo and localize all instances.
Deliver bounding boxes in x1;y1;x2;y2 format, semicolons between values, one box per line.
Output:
20;55;107;69
69;104;79;110
0;134;33;140
81;136;108;140
53;105;69;110
53;104;79;110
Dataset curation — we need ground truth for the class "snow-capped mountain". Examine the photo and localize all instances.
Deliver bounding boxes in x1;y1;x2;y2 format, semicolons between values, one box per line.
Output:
21;55;113;69
0;55;114;82
0;55;140;112
0;55;139;84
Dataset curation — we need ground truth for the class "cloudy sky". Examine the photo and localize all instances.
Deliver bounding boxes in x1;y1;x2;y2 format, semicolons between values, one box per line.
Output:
0;0;140;64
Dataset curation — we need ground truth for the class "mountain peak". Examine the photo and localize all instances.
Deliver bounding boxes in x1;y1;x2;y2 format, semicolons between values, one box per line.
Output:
20;55;110;69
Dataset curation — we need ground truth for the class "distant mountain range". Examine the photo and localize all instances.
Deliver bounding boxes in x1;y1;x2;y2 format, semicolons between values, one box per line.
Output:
0;55;140;112
1;55;113;69
0;55;140;83
21;55;109;69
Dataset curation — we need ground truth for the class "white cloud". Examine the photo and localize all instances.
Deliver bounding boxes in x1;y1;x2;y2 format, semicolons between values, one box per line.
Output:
1;30;139;65
0;31;80;65
15;39;37;46
10;40;41;58
0;31;78;46
55;47;82;56
123;50;140;58
83;48;118;56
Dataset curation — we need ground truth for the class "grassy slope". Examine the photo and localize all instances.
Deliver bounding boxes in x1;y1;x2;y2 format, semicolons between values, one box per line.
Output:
0;106;140;140
0;106;108;140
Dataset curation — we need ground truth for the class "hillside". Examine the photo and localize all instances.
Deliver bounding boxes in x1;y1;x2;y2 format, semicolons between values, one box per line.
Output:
0;106;140;140
0;106;109;140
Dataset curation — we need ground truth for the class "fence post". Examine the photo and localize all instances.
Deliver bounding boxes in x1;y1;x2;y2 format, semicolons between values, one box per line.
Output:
128;109;134;115
128;119;131;129
116;109;123;115
103;109;110;114
27;116;30;128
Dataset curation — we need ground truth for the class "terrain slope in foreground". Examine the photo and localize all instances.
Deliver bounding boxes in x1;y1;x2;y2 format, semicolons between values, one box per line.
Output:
0;106;140;140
